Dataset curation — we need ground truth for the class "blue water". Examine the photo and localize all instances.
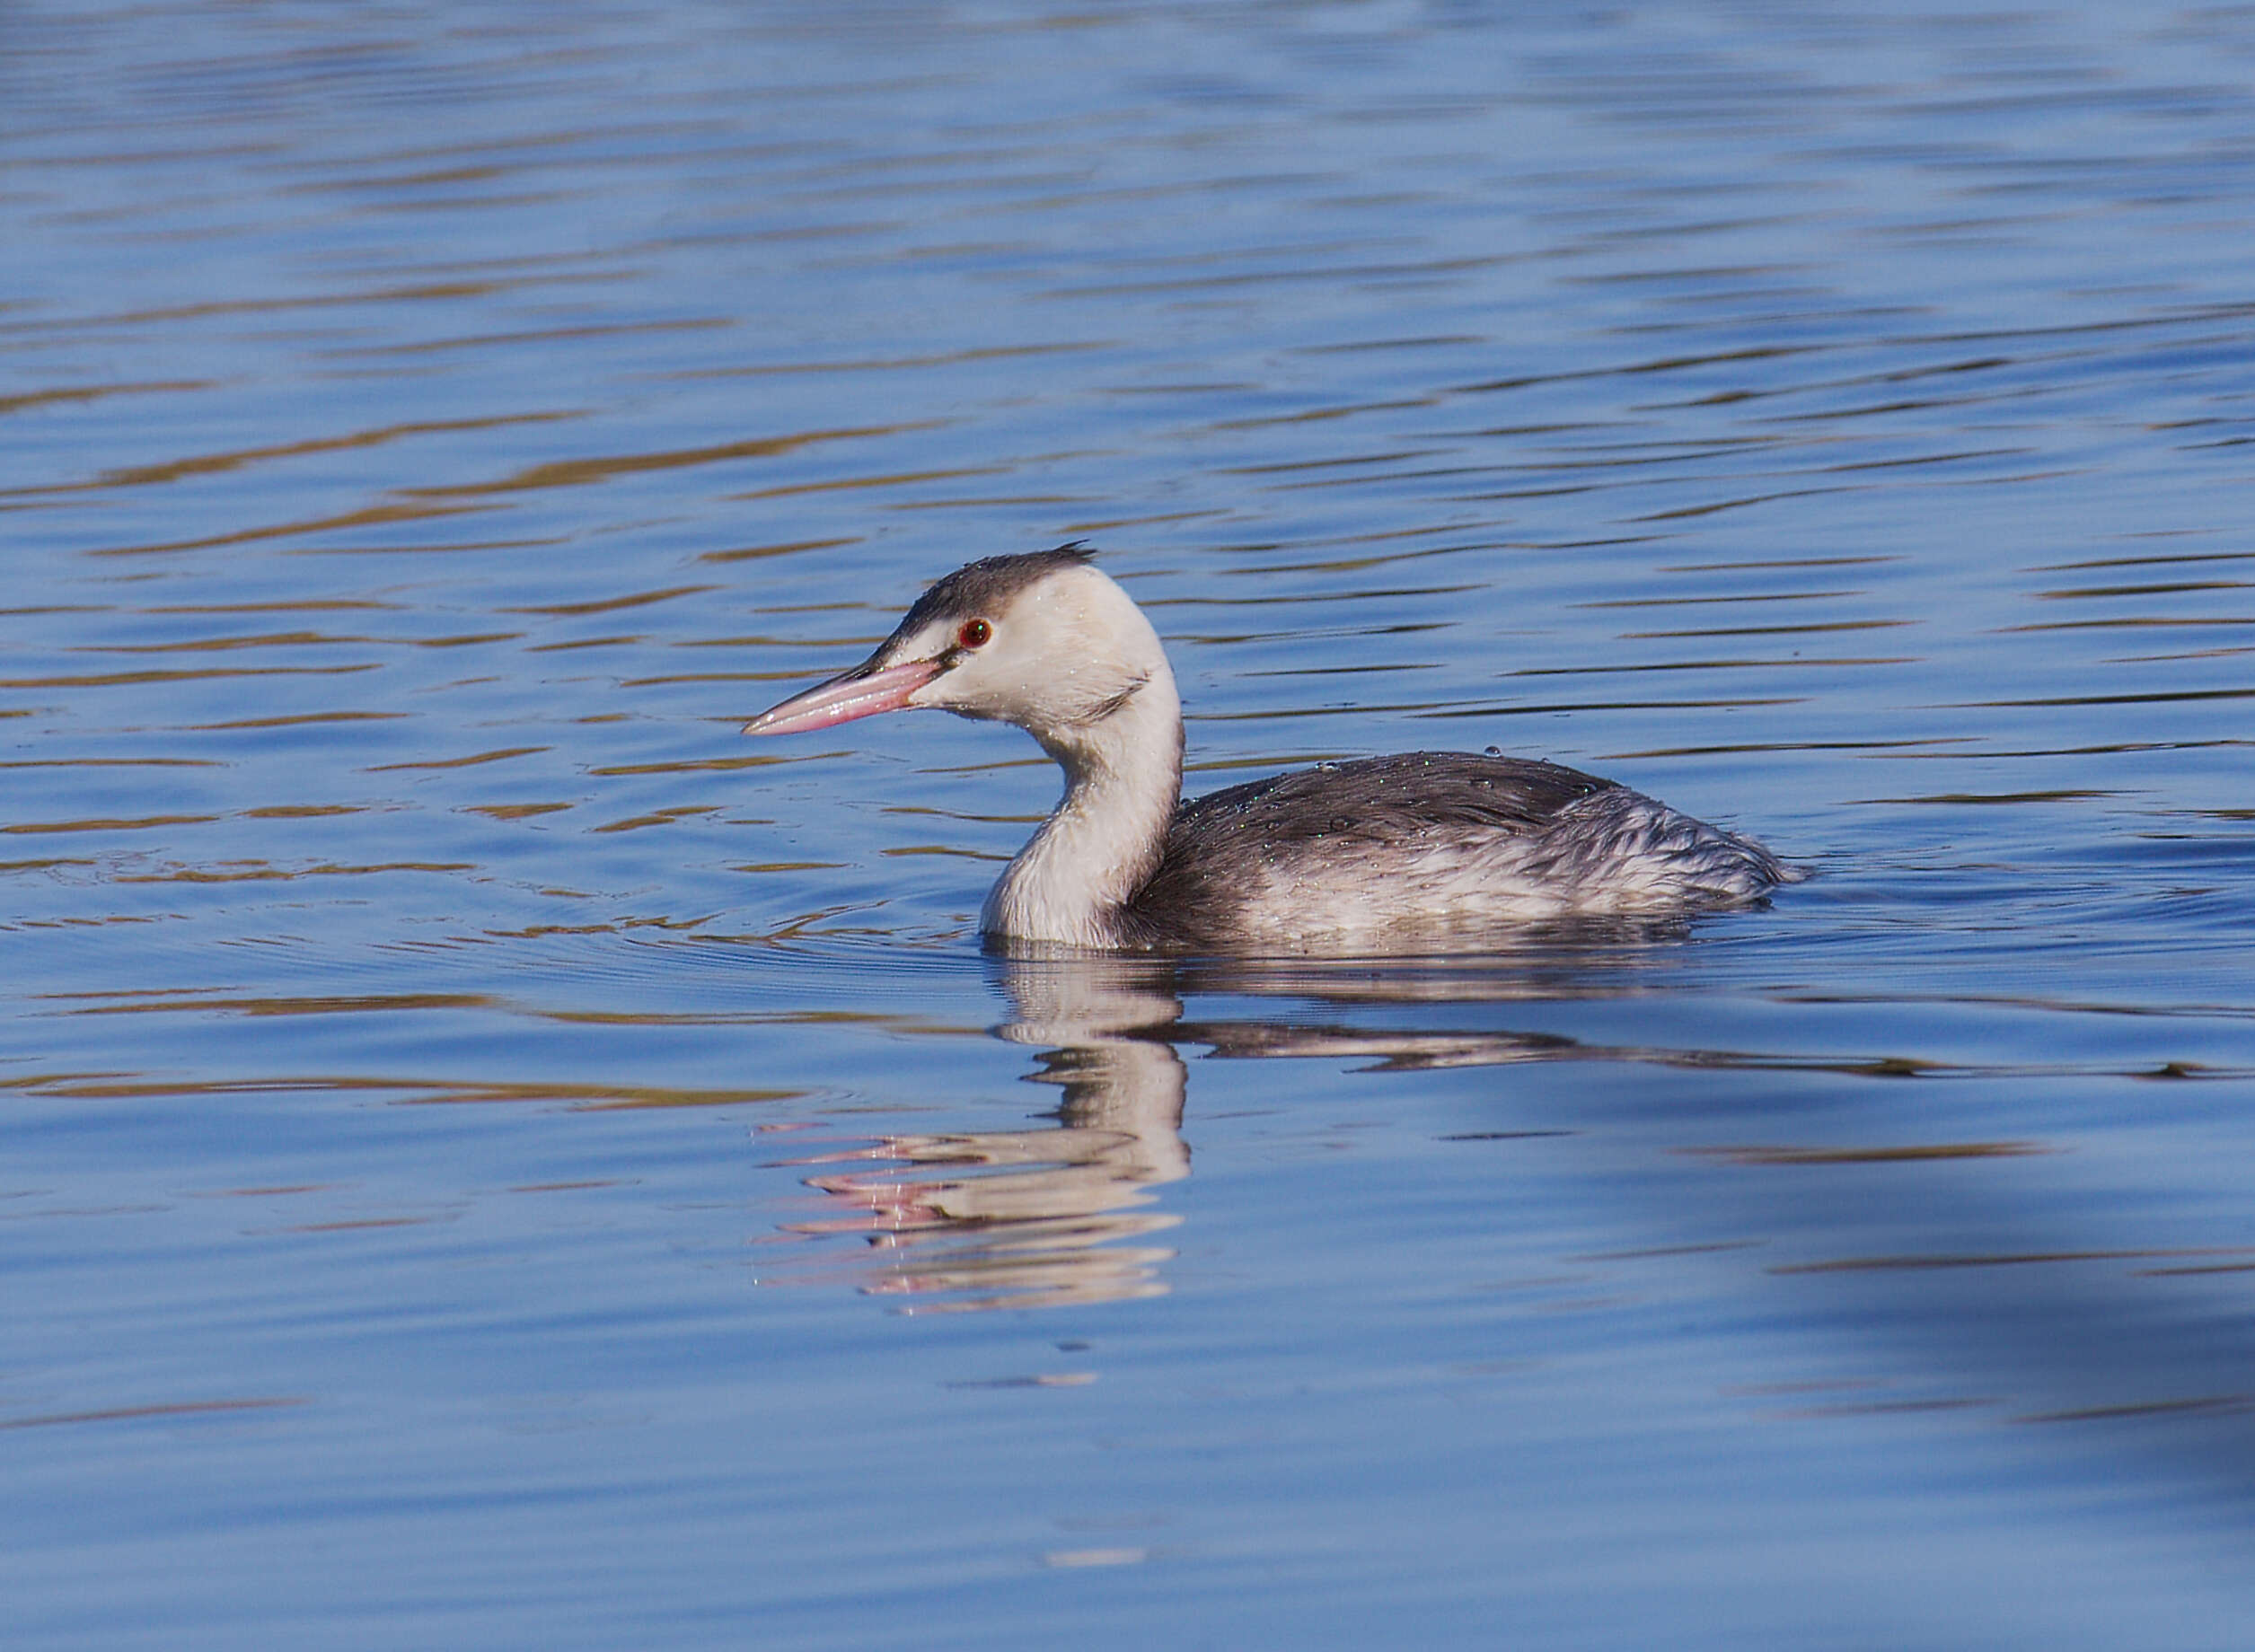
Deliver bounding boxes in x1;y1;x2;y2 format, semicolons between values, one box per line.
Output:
6;2;2255;1646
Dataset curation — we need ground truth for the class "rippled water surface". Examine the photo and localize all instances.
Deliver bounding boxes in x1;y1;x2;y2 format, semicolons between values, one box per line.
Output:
8;3;2255;1646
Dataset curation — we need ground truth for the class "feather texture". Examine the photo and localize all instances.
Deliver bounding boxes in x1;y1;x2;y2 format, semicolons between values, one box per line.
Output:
746;550;1794;953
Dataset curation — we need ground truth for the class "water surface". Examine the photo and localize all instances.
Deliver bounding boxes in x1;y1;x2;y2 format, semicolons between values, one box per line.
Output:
5;3;2255;1647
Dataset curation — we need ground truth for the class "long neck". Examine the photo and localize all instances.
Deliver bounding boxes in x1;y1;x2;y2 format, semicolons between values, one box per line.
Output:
982;662;1183;948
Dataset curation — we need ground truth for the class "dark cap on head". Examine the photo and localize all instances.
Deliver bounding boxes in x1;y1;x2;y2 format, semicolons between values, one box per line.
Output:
894;542;1097;634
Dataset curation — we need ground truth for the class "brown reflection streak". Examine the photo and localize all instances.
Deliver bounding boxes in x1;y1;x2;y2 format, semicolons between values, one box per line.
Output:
724;463;1009;502
0;1397;305;1431
188;712;406;730
535;1007;866;1028
588;757;785;776
429;1081;805;1110
4;412;579;496
1223;449;1449;476
1509;656;1911;675
401;424;934;498
0;380;214;417
17;276;595;331
1955;688;2255;707
9;917;166;928
2037;550;2255;572
1576;590;1853;610
2112;645;2255;663
1881;738;2246;760
2138;1263;2255;1278
0;758;221;769
1687;1142;2046;1166
505;585;715;617
677;342;1103;378
366;746;548;771
1665;556;1898;572
591;807;718;832
2004;618;2255;633
3;814;220;834
111;863;473;883
85;631;525;654
888;494;1099;511
1819;447;2029;473
1063;256;1505;309
1413;696;1803;719
1198;697;1802;726
326;319;730;361
64;994;495;1017
427;632;524;649
697;534;860;565
1621;620;1914;638
1603;738;1973;759
619;672;821;686
1774;1248;2255;1276
1776;1398;1997;1419
1631;488;1850;523
1459;345;1819;399
12;1072;802;1108
1853;790;2119;805
0;665;377;689
1208;391;1433;427
1167;568;1480;609
151;601;397;614
2020;1396;2254;1424
2038;581;2251;600
92;501;496;557
289;534;572;558
283;1217;442;1233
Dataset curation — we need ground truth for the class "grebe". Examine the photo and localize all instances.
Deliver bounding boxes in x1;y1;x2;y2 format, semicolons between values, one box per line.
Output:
744;546;1791;951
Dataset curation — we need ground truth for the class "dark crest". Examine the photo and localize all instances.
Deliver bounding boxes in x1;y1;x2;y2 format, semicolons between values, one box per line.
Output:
895;543;1097;634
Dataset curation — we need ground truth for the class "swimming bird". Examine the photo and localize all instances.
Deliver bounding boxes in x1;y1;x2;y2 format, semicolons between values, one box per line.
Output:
744;546;1790;951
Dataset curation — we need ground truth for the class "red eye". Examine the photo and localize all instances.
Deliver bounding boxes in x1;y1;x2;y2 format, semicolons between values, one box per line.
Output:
956;618;992;649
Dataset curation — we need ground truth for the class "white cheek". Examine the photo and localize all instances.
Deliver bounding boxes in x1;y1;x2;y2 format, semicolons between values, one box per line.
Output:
919;651;1009;716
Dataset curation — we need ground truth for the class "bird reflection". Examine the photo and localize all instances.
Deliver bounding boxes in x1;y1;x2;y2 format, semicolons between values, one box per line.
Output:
775;921;1686;1311
754;927;2255;1512
780;955;1192;1311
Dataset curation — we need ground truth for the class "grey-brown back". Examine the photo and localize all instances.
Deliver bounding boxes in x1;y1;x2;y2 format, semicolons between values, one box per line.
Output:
1121;751;1622;947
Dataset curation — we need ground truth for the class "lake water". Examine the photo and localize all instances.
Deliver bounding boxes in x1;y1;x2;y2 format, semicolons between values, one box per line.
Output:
6;2;2255;1646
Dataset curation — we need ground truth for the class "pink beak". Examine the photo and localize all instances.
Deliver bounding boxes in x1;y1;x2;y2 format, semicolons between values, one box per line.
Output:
742;657;945;736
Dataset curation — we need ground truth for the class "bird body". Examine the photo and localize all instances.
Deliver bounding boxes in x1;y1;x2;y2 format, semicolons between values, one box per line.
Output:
745;547;1790;951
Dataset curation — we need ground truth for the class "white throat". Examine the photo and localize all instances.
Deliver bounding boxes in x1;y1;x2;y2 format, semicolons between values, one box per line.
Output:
981;658;1182;948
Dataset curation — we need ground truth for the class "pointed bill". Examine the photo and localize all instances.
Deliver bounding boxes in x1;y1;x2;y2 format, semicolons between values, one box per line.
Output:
743;657;944;736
